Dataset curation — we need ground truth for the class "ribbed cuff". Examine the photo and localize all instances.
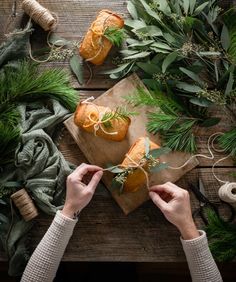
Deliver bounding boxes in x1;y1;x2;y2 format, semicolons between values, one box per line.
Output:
54;210;78;231
180;230;207;250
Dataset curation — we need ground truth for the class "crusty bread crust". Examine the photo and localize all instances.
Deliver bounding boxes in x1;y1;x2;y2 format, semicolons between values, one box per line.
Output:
74;103;130;141
79;10;124;65
121;137;160;192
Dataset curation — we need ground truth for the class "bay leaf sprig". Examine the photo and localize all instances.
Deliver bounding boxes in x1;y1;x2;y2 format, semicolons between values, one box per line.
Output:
104;0;236;153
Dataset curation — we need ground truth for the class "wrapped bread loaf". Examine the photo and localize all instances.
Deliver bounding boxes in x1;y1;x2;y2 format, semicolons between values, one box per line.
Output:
74;102;130;141
121;137;160;193
79;10;124;65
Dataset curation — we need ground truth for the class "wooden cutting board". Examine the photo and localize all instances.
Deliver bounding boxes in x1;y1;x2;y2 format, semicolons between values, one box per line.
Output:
64;73;199;214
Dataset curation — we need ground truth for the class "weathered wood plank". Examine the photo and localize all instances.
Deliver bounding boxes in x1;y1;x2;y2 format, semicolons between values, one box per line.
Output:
0;0;128;89
22;168;236;262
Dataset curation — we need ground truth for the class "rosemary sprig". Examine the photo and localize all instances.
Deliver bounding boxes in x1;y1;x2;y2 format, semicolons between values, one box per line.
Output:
101;106;137;128
104;27;125;48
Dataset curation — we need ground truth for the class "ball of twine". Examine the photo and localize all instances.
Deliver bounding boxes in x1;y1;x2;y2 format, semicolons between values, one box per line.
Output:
218;182;236;204
22;0;57;31
11;188;39;221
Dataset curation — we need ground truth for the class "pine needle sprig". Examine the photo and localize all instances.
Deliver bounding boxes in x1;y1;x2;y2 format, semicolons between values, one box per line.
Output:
102;106;137;128
218;128;236;156
162;120;198;153
104;27;125;48
0;61;79;112
206;209;236;262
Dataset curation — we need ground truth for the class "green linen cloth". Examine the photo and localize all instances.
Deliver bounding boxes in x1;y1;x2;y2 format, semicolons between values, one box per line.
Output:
0;100;75;276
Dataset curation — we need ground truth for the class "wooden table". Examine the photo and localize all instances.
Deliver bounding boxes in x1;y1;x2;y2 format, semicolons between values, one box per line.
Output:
0;0;235;264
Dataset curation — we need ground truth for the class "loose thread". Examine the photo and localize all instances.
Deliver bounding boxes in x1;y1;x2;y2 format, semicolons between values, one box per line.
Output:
81;97;118;136
168;132;223;170
22;0;58;31
168;131;232;185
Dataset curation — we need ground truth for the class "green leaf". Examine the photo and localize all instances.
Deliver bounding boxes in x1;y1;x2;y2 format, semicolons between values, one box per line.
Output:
190;97;212;107
183;0;190;15
221;25;230;51
48;33;70;47
145;137;150;157
124;51;151;60
107;167;125;174
128;40;154;48
125;19;146;29
134;26;162;37
150;162;168;173
199;117;220;127
179;67;202;85
127;1;138;19
69;54;84;85
136;62;160;75
176;82;202;93
162;52;178;73
225;71;234;95
101;63;131;74
189;0;196;14
151;42;172;50
149;147;171;158
193;2;209;16
139;0;161;21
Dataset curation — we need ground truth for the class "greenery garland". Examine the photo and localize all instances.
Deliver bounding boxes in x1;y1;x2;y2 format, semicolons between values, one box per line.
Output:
106;0;236;153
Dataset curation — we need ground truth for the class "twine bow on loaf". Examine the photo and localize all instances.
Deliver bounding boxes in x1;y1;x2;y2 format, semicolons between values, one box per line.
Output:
81;97;118;136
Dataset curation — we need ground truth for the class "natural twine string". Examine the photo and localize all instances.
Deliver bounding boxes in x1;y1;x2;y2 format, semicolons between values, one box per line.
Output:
168;132;236;204
22;0;58;31
81;97;118;136
10;188;39;222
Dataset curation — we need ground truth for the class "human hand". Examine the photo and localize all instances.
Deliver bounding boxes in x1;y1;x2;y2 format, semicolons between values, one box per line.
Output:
62;163;103;219
149;182;199;240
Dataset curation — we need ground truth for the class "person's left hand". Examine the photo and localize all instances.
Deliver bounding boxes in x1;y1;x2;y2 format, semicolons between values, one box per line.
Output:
62;163;103;219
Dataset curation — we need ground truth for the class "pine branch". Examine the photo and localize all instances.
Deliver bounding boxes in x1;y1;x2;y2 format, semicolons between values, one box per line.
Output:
104;27;125;48
206;209;236;262
147;113;179;134
218;128;236;156
0;61;79;112
162;120;198;153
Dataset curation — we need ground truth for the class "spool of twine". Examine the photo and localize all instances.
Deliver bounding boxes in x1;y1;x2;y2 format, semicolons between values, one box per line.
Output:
10;188;39;221
22;0;57;31
218;182;236;204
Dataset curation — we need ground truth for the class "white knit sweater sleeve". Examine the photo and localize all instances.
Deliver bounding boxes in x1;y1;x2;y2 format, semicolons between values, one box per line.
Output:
21;210;77;282
181;230;223;282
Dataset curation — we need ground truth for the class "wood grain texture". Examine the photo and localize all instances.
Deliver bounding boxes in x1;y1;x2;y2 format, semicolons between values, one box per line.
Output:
0;0;236;264
64;74;199;214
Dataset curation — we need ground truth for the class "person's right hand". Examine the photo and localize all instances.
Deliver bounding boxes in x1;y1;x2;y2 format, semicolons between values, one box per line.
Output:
149;182;199;240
